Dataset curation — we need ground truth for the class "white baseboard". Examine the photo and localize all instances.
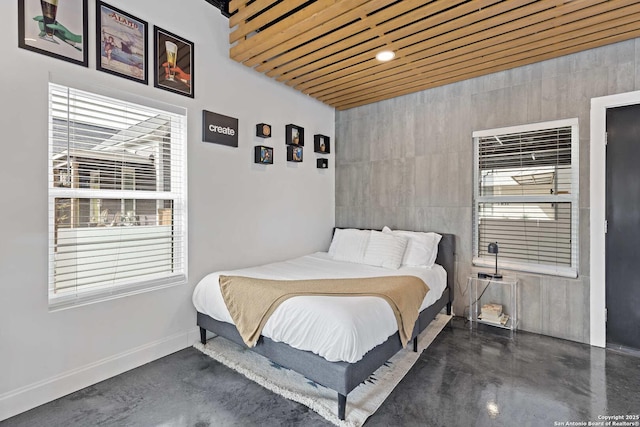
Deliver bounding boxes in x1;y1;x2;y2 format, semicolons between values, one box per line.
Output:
0;327;201;422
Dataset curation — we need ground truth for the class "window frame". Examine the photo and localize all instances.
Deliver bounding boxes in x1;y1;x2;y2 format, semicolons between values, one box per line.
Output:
472;118;579;278
47;82;188;309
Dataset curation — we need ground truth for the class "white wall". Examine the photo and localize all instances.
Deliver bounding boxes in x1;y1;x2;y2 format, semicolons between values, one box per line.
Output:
0;1;335;420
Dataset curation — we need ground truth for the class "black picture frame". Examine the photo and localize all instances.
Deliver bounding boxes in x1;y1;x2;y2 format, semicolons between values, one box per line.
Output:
256;123;272;138
254;146;274;164
285;124;304;146
202;110;239;147
317;158;328;169
314;134;331;154
154;26;194;98
96;2;148;84
18;0;89;67
287;146;303;162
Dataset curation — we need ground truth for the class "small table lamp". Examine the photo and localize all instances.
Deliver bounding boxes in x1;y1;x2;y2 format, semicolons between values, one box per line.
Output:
487;242;502;279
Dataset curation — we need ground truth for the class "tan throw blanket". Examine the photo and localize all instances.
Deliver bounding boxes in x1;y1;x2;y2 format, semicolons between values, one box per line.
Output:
219;275;430;348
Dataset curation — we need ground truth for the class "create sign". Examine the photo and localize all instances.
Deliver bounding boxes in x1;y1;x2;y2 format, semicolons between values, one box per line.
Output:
202;110;239;147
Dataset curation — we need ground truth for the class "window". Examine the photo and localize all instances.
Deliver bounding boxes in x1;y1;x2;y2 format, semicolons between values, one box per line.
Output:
48;83;187;306
472;118;579;278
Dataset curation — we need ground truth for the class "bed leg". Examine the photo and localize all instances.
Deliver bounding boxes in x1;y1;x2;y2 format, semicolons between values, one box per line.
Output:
200;327;207;345
413;336;418;352
446;301;452;315
338;393;346;420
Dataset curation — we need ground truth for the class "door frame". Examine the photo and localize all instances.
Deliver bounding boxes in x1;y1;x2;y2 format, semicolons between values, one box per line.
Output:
590;90;640;348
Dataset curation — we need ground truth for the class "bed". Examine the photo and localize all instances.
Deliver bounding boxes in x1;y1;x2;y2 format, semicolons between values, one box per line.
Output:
194;230;455;420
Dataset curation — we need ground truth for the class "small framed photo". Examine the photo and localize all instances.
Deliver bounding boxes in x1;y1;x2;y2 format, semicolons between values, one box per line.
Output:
18;0;89;66
96;2;148;84
285;124;304;146
317;158;328;169
287;146;303;162
314;134;330;154
254;146;273;165
154;26;194;98
256;123;271;138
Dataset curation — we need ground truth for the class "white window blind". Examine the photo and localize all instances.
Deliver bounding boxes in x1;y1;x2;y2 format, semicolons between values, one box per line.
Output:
472;118;579;278
48;83;187;306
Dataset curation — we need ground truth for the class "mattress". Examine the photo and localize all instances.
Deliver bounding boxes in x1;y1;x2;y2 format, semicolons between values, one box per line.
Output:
192;252;447;363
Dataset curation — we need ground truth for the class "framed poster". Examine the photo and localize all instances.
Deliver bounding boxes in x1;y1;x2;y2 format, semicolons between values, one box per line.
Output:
154;26;194;98
18;0;89;66
96;2;148;84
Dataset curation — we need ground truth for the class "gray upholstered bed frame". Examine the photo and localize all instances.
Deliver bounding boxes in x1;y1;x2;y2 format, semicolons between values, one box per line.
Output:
197;232;455;420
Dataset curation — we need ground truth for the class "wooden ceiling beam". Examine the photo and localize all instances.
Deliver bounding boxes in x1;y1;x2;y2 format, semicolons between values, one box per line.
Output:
231;1;363;62
295;0;618;94
285;0;551;90
250;0;407;71
297;2;554;94
312;0;635;101
334;26;640;110
227;0;640;111
228;0;244;14
229;0;279;28
230;0;310;44
337;28;640;110
260;0;474;77
272;0;509;83
246;0;387;69
324;14;640;106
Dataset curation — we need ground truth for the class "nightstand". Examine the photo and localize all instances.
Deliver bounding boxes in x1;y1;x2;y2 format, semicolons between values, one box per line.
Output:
468;276;519;332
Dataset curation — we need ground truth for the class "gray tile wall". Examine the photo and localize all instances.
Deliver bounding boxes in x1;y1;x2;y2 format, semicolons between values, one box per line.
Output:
335;38;640;344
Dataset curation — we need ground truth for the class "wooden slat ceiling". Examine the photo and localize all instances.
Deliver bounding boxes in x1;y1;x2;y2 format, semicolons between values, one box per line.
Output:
227;0;640;111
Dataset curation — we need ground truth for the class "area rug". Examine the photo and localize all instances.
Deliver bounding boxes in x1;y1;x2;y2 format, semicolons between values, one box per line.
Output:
194;313;451;427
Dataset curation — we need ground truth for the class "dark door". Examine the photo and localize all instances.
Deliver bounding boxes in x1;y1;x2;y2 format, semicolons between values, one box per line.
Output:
606;104;640;351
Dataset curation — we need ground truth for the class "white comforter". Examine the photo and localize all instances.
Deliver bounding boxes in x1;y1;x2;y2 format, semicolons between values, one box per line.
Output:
192;252;447;363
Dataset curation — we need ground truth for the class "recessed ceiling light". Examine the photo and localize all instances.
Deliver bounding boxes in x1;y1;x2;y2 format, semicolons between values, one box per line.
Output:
375;50;395;62
486;401;500;418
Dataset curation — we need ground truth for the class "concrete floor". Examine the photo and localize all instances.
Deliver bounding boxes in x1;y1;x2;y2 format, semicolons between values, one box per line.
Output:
4;318;640;426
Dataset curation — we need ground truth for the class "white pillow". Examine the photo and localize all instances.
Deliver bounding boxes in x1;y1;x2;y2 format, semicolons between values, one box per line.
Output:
382;226;442;267
424;232;442;267
362;231;408;269
329;228;371;264
327;229;341;256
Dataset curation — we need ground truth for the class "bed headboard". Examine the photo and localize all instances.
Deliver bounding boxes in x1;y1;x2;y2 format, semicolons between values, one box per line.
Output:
435;233;455;301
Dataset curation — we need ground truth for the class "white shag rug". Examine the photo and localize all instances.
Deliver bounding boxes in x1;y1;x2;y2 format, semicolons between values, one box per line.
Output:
193;313;451;427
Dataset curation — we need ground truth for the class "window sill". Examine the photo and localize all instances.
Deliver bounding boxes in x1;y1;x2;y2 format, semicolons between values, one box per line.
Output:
48;275;187;312
473;257;578;279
